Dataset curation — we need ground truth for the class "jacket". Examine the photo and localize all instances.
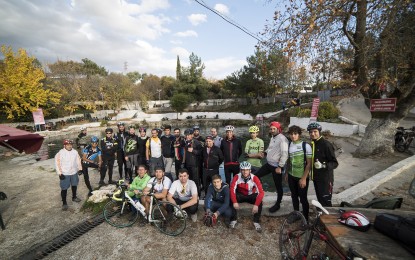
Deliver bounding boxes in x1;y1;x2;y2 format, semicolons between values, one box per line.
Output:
202;145;224;170
184;139;202;167
220;136;242;166
310;137;338;181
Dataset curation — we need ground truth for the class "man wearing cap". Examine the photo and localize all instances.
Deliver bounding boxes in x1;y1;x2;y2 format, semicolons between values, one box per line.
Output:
160;125;175;181
220;125;243;185
115;122;127;180
82;136;102;192
202;136;224;197
146;128;164;177
55;139;83;210
254;121;289;213
100;128;118;185
76;127;88;150
182;128;202;195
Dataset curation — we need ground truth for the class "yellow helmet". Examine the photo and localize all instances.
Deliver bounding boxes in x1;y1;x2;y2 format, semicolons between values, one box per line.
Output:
249;125;260;133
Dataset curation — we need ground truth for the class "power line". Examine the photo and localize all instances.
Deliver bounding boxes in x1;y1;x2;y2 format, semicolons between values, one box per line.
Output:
193;0;264;42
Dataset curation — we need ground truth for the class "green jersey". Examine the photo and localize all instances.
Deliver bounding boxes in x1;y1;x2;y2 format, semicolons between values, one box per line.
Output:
128;174;151;197
245;138;264;168
288;141;312;178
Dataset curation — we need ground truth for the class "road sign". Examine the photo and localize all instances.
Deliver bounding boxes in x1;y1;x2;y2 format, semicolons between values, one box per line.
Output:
32;108;45;125
310;98;320;122
370;98;397;112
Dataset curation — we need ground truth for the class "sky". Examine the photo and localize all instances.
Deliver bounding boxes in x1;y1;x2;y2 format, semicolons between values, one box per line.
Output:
0;0;277;80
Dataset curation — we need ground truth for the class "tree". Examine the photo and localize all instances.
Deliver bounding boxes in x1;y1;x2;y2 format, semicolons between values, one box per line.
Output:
0;45;61;119
264;0;415;157
126;71;142;84
170;93;191;119
81;58;108;78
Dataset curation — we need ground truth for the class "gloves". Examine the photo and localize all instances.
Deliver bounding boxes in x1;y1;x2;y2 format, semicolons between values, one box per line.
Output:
59;174;66;180
78;170;83;175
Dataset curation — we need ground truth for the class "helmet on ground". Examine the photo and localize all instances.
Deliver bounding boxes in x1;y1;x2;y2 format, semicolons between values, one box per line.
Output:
184;129;194;135
203;212;217;227
139;127;146;132
225;125;235;132
193;125;200;130
105;128;113;133
91;136;99;143
338;211;370;231
307;122;322;132
239;161;251;170
249;125;260;133
80;126;86;131
269;121;282;132
63;139;73;145
117;122;125;126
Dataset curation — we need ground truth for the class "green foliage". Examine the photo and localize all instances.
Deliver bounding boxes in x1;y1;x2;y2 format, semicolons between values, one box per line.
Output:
126;71;141;83
81;199;108;214
100;120;108;127
318;101;339;121
170;93;192;118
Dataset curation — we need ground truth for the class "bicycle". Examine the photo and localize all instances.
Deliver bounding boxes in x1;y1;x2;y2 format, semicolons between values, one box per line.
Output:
394;126;415;152
103;180;186;236
279;200;366;260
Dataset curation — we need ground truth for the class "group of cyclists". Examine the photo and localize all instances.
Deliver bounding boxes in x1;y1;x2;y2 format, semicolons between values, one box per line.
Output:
56;121;338;232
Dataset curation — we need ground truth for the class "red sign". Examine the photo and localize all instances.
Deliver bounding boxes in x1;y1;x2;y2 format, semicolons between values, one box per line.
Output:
310;98;320;122
32;108;45;125
370;98;397;112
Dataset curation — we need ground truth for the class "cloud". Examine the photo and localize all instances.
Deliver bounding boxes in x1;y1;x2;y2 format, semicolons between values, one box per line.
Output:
188;13;207;26
174;30;198;37
214;3;229;15
171;47;190;58
204;57;247;79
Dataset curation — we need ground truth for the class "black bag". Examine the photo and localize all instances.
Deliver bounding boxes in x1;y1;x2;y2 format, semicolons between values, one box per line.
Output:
374;213;415;255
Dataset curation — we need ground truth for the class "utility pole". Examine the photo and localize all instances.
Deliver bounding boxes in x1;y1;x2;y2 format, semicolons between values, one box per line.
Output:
156;89;162;106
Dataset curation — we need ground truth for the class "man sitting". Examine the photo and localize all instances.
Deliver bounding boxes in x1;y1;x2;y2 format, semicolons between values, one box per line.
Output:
167;169;199;222
141;167;172;214
230;161;265;233
204;174;233;227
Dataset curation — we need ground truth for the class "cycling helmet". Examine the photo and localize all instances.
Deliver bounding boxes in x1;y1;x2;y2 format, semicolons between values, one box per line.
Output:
269;121;282;132
307;122;322;132
193;125;200;130
139;127;146;132
117;122;125;126
225;125;235;132
239;161;251;170
105;128;113;133
63;139;73;145
80;126;86;131
338;211;370;232
91;136;99;143
249;125;260;133
184;129;194;135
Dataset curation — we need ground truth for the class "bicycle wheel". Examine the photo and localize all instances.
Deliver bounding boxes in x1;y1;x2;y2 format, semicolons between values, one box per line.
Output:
103;200;138;228
395;138;406;152
279;211;308;260
151;201;186;236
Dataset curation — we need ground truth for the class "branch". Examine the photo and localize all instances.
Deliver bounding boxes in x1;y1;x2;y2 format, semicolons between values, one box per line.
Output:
342;2;357;49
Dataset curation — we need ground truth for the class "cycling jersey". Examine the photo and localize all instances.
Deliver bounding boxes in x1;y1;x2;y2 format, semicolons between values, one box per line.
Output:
146;137;162;158
230;173;264;206
100;137;118;158
147;176;172;193
160;135;175;158
245;138;264;168
221;136;242;166
124;134;139;156
288;141;312;178
310;137;338;181
82;145;102;162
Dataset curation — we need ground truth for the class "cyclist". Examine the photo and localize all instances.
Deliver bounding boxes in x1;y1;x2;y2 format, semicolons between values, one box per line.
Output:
115;122;127;180
254;121;289;213
160;125;175;181
193;125;205;191
210;127;223;148
307;122;338;207
124;126;140;183
230;161;264;233
137;127;149;166
220;125;242;185
202;136;224;197
82;136;102;192
127;164;151;202
287;125;312;221
146;128;164;177
245;125;264;172
182;129;202;195
55;139;83;211
75;126;88;150
204;174;233;227
173;128;185;179
141;166;172;214
167;168;199;222
100;128;118;185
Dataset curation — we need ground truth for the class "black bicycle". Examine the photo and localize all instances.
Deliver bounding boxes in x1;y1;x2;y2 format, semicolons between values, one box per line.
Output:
394;126;415;152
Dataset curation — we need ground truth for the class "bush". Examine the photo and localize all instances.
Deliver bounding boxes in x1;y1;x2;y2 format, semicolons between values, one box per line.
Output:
318;101;339;121
100;120;108;127
287;107;311;118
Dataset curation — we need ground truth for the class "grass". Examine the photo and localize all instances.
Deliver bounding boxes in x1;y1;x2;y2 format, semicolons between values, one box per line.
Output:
81;199;109;215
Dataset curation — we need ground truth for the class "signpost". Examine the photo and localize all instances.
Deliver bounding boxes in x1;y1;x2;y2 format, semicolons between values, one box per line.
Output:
370;98;397;112
32;108;45;131
310;98;320;123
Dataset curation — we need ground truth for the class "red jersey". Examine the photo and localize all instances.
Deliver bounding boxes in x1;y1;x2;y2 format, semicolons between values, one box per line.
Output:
230;173;264;206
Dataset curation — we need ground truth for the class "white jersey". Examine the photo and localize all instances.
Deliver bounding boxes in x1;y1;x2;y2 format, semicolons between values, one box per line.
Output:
147;176;172;193
55;148;82;176
168;180;197;202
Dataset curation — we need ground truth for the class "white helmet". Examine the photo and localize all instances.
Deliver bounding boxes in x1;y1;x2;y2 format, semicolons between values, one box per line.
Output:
338;211;370;231
80;126;86;131
225;125;235;132
239;161;251;170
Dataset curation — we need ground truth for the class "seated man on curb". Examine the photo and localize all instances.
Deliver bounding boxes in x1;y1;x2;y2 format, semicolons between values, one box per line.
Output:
127;165;151;206
204;174;233;227
167;168;199;222
141;166;172;215
230;161;265;233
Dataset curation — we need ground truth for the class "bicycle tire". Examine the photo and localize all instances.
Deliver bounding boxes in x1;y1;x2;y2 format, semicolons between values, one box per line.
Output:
395;138;406;152
151;201;186;236
103;200;138;228
279;211;308;260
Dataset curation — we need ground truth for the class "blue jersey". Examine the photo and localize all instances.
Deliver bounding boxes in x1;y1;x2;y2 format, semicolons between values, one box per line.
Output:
82;145;102;161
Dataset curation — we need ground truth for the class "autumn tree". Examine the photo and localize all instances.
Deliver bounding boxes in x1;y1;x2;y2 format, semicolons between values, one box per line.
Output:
264;0;415;157
0;45;60;120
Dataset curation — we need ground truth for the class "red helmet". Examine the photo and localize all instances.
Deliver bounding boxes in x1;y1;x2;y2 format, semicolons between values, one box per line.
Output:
270;121;282;132
63;139;73;145
338;211;370;231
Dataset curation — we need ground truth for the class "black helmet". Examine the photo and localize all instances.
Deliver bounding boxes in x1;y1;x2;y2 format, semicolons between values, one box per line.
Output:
184;129;194;135
307;122;322;132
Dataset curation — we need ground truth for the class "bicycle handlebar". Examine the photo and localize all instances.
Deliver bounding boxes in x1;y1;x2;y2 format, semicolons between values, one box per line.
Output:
311;200;329;215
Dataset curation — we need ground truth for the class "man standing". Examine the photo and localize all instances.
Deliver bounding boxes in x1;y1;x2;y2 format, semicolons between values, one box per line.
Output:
137;127;149;166
173;128;185;179
160;125;175;181
146;128;164;177
245;125;264;173
221;125;242;185
55;139;83;211
230;161;264;232
100;128;118;185
167;169;199;222
115;122;127;180
75;127;88;150
307;122;338;207
81;136;102;192
202;136;224;197
210;128;223;148
254;121;289;213
124;126;140;183
182;129;202;195
193;125;205;190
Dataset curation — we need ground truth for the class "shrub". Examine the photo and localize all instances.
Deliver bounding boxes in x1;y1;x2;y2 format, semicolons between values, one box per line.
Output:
100;120;108;127
318;101;339;121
